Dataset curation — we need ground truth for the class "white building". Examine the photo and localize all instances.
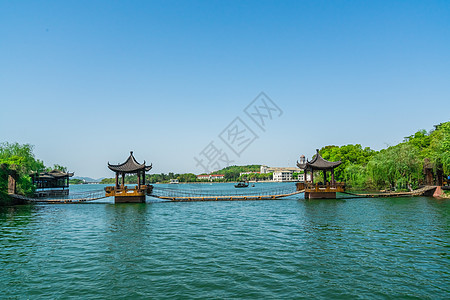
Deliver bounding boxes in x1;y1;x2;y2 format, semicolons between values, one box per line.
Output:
273;171;293;182
197;175;210;180
239;171;260;177
196;174;225;181
260;165;300;174
296;173;310;182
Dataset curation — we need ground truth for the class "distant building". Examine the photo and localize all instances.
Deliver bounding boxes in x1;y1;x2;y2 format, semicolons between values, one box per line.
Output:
239;171;260;177
197;175;210;180
273;171;293;182
260;165;300;174
196;174;225;181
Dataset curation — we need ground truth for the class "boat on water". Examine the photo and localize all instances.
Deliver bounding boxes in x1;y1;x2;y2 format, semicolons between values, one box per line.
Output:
235;181;249;188
169;179;179;184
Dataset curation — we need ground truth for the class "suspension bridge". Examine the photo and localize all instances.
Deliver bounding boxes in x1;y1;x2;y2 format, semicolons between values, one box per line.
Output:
150;185;304;201
10;189;107;203
8;184;442;204
9;184;304;203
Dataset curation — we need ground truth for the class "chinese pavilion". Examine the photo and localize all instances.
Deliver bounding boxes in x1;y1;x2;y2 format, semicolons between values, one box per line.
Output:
297;149;344;199
31;169;74;197
105;151;153;203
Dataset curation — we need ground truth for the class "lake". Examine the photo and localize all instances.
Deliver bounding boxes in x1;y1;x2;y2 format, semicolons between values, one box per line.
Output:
0;183;448;298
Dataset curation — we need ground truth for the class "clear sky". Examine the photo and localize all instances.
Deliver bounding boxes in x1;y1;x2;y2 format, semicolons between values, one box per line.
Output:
1;0;449;178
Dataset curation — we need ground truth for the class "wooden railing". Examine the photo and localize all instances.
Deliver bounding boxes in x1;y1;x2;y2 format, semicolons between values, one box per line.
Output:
303;182;345;193
104;185;153;197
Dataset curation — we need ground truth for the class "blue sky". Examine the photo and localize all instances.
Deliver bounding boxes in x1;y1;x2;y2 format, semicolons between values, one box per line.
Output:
1;0;449;178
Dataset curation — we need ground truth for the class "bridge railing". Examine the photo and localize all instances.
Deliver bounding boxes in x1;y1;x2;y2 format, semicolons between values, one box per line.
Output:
304;182;345;193
37;189;106;201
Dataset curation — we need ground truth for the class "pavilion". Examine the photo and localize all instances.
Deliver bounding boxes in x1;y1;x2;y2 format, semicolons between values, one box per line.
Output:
297;149;344;199
105;151;153;203
31;169;74;197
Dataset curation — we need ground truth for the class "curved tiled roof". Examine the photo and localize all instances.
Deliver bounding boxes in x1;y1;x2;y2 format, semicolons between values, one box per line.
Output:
108;151;152;173
297;149;342;170
32;170;74;179
48;169;74;178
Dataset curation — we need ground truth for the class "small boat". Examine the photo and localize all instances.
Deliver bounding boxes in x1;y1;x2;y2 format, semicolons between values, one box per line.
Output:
251;184;255;187
169;179;179;184
235;181;249;188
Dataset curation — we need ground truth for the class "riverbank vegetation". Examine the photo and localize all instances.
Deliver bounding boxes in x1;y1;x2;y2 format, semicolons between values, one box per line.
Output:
320;122;449;191
0;143;44;204
0;142;68;205
69;179;84;185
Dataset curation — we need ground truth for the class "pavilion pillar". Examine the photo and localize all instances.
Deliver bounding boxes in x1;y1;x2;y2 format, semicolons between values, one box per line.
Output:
310;168;314;183
323;170;327;184
142;172;145;186
122;173;125;187
115;173;119;189
137;171;141;188
331;169;335;184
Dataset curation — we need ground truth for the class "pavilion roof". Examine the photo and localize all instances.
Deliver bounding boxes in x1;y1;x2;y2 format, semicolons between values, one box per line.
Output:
108;151;152;173
297;149;342;170
32;170;74;179
48;169;74;178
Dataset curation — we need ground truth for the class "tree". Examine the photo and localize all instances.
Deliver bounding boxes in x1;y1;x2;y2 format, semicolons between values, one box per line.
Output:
0;142;45;199
366;143;421;190
319;144;376;182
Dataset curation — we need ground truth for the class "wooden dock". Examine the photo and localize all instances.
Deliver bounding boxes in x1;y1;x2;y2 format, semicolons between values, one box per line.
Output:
342;186;440;198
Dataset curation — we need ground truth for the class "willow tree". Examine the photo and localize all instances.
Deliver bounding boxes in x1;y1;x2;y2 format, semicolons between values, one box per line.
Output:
428;122;450;175
367;143;421;191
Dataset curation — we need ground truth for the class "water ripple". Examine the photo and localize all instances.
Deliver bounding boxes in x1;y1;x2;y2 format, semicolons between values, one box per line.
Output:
0;197;449;299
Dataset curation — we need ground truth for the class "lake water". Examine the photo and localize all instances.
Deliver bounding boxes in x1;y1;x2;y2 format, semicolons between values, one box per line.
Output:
1;183;449;298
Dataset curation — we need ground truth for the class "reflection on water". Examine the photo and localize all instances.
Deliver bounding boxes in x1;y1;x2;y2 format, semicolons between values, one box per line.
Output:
0;196;449;299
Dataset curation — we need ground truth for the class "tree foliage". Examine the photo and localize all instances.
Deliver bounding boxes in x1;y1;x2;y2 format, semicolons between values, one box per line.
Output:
0;142;45;200
319;144;376;182
319;121;449;190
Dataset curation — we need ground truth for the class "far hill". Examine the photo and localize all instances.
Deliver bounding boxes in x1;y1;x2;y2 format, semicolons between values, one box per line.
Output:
72;176;102;183
210;165;261;175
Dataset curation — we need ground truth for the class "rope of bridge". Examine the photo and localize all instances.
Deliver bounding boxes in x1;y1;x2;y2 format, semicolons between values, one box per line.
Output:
66;189;106;200
25;189;107;202
151;185;299;198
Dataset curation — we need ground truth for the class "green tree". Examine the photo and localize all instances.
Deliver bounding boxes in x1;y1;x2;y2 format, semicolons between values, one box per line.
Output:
367;143;421;190
0;142;45;200
319;144;376;182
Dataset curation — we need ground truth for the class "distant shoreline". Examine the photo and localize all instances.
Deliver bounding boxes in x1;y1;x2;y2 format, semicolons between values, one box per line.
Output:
71;180;300;185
